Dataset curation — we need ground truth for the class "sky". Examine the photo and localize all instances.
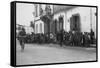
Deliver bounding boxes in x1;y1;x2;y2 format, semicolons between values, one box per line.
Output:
16;3;35;26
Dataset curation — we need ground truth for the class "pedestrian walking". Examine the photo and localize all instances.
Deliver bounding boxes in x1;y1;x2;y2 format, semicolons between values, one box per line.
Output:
18;27;26;52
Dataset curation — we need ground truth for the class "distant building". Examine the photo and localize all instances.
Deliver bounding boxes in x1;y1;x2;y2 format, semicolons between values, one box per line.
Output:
24;26;34;34
16;24;34;35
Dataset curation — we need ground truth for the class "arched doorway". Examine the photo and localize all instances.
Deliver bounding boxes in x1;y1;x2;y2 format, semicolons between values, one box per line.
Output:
35;24;38;33
70;14;81;32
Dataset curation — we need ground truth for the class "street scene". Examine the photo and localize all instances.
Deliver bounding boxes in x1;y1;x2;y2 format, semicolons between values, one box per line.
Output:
16;3;97;65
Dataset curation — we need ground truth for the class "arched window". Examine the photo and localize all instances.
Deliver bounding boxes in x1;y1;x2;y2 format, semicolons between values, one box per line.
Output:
40;23;42;33
36;24;38;33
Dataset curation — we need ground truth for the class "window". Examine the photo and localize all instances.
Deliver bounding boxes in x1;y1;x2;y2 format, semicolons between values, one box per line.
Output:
36;24;38;33
40;23;42;33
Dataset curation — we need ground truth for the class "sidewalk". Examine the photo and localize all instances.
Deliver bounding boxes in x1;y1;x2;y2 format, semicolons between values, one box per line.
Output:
28;43;97;52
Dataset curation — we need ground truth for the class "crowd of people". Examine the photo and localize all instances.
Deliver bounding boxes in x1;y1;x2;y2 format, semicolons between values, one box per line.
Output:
17;28;96;51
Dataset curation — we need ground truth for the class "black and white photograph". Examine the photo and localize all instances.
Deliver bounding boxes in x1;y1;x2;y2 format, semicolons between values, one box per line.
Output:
12;1;97;66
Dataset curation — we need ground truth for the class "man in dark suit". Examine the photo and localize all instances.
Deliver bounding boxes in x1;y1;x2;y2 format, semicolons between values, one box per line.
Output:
59;30;64;47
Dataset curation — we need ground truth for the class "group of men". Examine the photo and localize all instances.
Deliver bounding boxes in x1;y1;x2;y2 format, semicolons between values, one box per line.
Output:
57;30;95;47
17;27;95;52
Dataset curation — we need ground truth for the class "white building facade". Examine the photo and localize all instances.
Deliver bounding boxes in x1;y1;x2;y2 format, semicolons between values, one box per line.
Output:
33;4;97;38
53;6;97;38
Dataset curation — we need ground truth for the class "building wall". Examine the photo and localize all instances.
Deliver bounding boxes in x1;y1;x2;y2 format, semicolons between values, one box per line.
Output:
66;7;96;32
54;7;96;38
53;11;66;31
34;4;53;34
35;20;44;34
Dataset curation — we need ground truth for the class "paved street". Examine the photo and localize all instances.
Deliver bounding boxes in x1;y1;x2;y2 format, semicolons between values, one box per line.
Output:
16;40;96;65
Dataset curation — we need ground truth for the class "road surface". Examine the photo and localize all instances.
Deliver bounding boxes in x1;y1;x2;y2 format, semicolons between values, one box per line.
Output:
16;40;96;65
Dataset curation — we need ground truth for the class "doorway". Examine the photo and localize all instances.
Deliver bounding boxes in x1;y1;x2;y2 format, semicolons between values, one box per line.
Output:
70;14;81;32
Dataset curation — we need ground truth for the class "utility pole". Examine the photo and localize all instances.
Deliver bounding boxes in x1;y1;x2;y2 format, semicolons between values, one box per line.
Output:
90;7;92;31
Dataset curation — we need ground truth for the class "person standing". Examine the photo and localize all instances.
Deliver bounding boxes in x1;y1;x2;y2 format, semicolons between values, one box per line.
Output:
59;30;63;47
90;29;95;44
18;27;26;52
